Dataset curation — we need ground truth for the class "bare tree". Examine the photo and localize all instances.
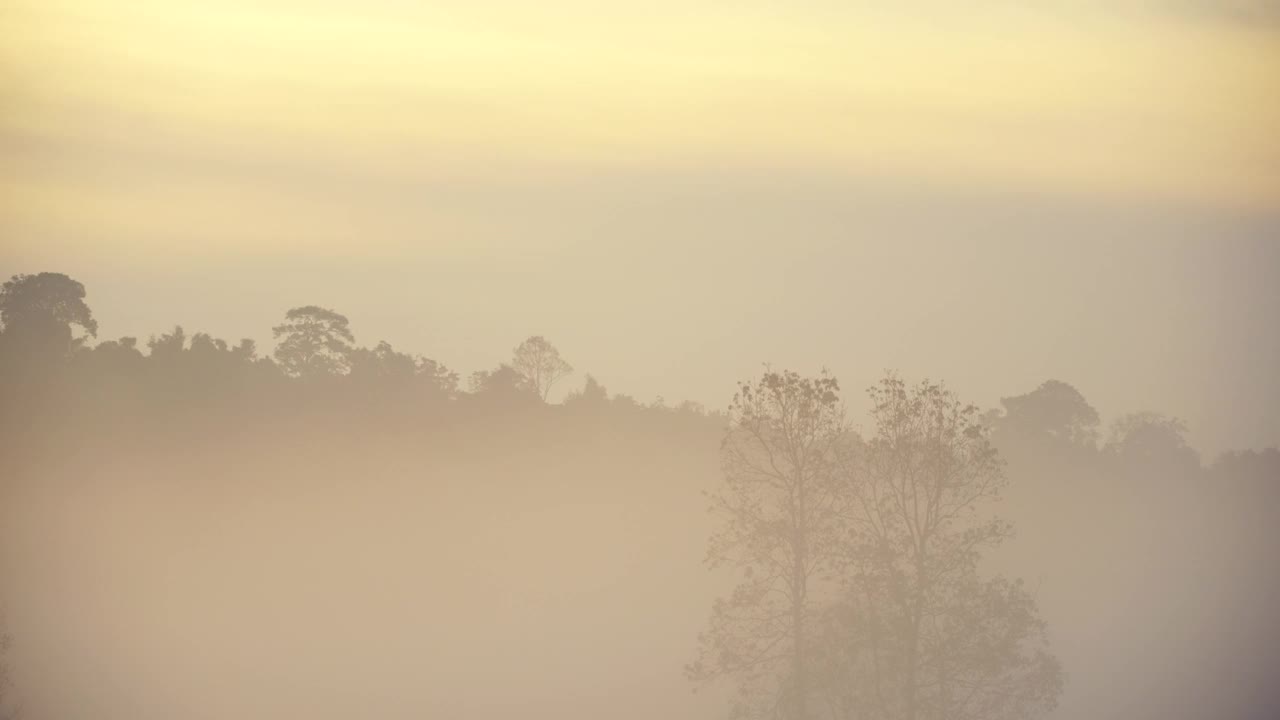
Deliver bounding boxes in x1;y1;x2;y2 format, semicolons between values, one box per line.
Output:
688;369;849;719
510;335;573;401
836;375;1062;720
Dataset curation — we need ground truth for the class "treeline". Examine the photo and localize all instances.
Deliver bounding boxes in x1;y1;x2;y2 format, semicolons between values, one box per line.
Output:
0;272;717;445
988;379;1279;486
2;272;1273;482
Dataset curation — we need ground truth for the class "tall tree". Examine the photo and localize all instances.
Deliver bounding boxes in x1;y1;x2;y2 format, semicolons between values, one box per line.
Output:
0;272;97;362
511;335;573;401
272;306;355;379
837;375;1062;720
688;369;848;720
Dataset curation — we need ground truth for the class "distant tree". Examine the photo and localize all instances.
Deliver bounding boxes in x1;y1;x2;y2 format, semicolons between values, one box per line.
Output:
835;376;1062;720
676;399;708;416
611;393;641;411
272;306;355;379
349;341;458;401
75;336;145;374
467;363;540;409
135;326;272;396
688;369;848;720
147;325;188;361
564;374;609;409
996;380;1100;451
1105;412;1200;476
511;335;573;401
0;272;98;362
349;341;418;384
188;332;228;356
1209;447;1280;483
416;357;460;400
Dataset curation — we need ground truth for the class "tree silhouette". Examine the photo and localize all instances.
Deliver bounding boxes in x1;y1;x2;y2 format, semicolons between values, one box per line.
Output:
836;376;1062;720
147;325;188;362
1210;447;1280;483
349;340;459;402
74;335;144;377
416;357;460;400
271;306;355;379
467;363;540;409
688;369;849;720
511;335;573;401
995;380;1100;453
0;272;97;365
1105;412;1201;479
349;340;419;384
564;374;609;410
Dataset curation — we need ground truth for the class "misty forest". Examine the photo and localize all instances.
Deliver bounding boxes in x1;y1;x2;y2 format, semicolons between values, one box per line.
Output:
0;271;1276;720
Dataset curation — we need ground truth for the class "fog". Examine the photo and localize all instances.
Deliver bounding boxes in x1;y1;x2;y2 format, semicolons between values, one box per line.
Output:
3;2;1280;720
1;291;1277;720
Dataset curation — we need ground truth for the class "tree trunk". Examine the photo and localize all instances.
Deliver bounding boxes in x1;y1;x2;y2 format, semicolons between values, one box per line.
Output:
793;596;807;720
903;612;919;720
793;480;809;720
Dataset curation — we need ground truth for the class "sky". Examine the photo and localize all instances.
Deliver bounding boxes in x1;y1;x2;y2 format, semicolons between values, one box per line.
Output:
2;0;1279;455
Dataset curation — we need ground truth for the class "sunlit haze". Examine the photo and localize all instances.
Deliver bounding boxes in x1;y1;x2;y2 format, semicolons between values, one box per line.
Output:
2;3;1278;720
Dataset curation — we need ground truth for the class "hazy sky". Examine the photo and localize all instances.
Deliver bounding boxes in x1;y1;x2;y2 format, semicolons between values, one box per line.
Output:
2;0;1278;454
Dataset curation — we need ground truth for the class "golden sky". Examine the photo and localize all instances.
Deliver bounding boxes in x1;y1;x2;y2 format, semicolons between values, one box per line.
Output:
3;1;1278;256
